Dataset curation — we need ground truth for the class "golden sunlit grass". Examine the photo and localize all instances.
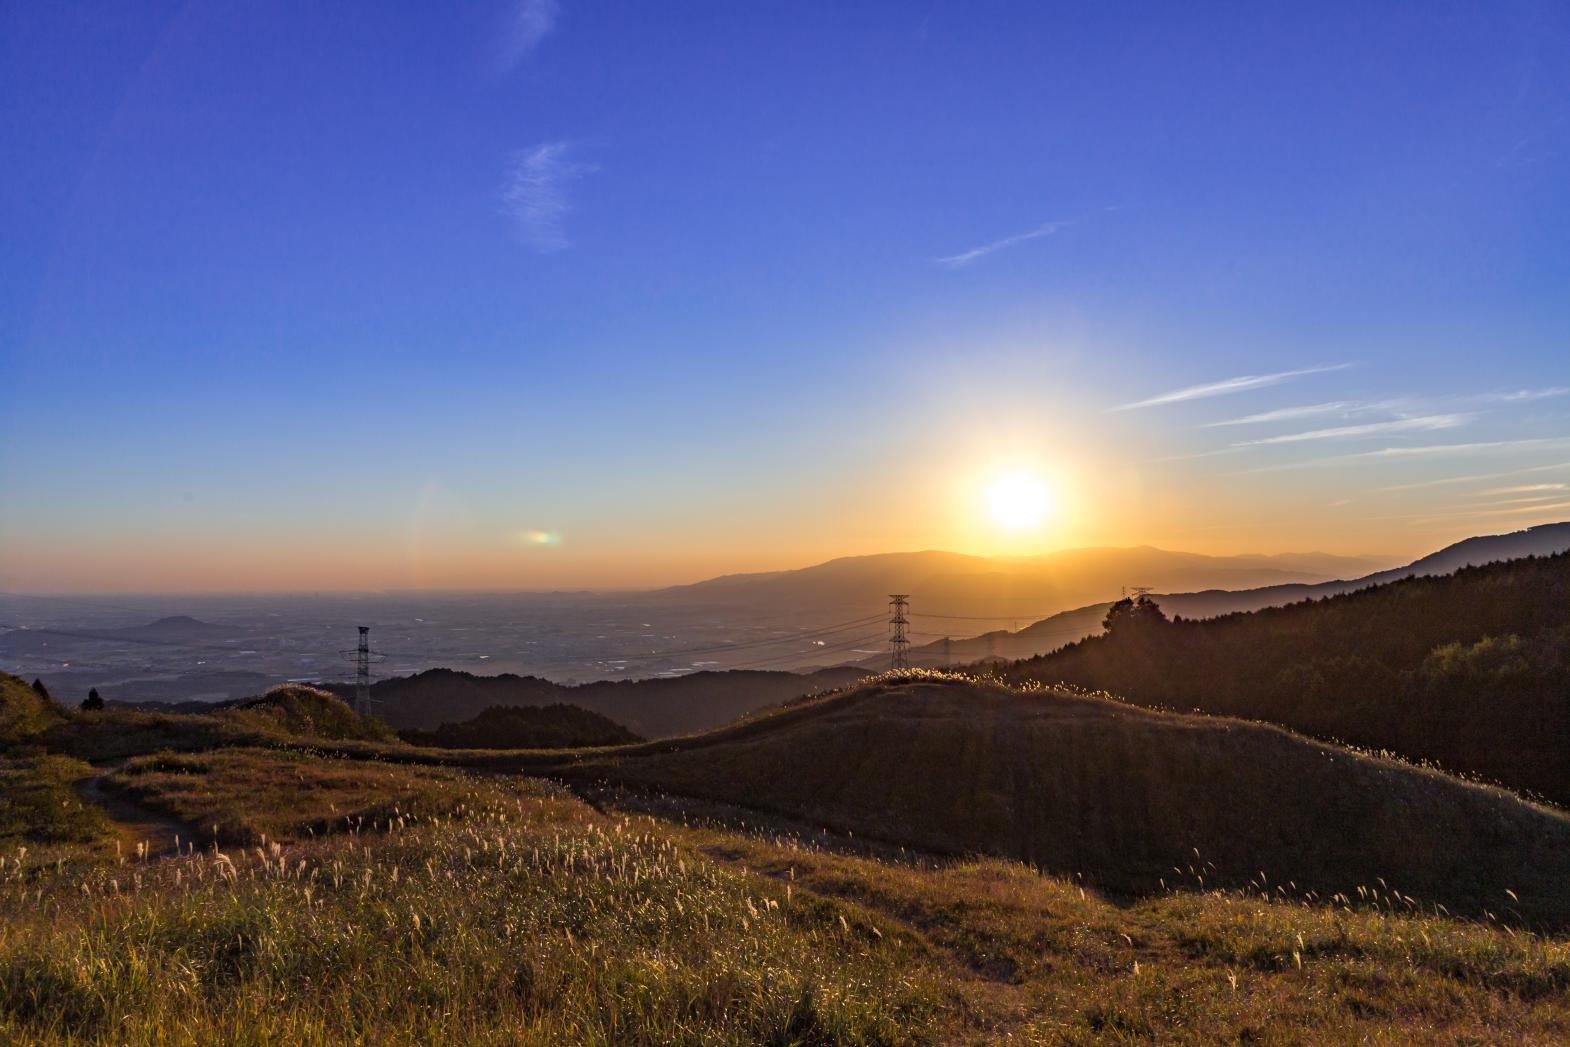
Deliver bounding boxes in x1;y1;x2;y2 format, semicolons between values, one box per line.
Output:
0;773;936;1046
104;748;487;846
7;671;1570;1041
4;750;1570;1044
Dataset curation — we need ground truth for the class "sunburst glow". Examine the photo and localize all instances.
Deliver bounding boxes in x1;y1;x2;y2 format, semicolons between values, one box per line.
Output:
985;470;1054;531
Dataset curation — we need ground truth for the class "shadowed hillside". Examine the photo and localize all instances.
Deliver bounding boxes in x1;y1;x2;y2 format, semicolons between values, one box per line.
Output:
1003;550;1570;804
553;675;1570;923
336;666;867;737
401;703;640;749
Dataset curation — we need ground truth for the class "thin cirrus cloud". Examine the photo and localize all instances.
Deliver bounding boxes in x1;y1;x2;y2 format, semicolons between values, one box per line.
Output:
1110;364;1353;412
935;220;1070;268
502;141;595;253
1206;388;1565;428
1204;400;1368;427
495;0;560;73
1382;460;1570;492
1483;483;1567;495
1227;438;1570;476
1480;387;1570;403
1230;413;1473;447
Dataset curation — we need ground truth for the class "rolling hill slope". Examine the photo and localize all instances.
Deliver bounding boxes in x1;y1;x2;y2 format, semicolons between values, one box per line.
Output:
546;675;1570;923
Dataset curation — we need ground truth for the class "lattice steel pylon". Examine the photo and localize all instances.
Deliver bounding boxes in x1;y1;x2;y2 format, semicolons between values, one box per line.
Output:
888;594;910;670
354;626;371;716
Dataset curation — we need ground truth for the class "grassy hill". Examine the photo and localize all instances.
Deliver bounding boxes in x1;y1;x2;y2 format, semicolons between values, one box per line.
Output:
0;674;64;746
5;669;1570;1041
1002;550;1570;805
549;674;1570;924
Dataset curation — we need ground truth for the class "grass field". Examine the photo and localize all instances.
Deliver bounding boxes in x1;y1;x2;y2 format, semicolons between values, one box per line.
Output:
5;671;1570;1043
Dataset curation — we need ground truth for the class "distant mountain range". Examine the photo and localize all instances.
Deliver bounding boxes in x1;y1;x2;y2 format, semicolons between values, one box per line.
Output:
905;522;1570;666
649;547;1390;621
0;614;235;657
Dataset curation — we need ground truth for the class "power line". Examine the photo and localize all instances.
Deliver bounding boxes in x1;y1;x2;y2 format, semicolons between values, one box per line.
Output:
722;631;888;671
607;613;887;663
910;610;1088;621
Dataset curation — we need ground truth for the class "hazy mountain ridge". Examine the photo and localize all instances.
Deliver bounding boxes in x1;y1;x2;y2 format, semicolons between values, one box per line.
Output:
913;522;1570;665
649;546;1391;618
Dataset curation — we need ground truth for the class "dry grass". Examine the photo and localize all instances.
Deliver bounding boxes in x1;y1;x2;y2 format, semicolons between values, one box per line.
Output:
3;749;1569;1044
0;755;111;848
105;747;498;846
0;771;937;1046
7;669;1570;1042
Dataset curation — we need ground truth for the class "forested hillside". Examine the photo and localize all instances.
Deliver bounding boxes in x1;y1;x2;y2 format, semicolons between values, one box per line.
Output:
1005;552;1570;805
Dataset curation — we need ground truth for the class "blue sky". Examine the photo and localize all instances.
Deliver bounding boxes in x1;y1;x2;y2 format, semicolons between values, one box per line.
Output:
2;2;1568;591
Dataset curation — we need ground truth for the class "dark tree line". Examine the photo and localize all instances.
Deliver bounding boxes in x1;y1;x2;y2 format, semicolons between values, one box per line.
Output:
1007;553;1570;805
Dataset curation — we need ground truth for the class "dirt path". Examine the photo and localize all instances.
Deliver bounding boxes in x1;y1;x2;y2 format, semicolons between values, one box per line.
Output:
75;771;198;858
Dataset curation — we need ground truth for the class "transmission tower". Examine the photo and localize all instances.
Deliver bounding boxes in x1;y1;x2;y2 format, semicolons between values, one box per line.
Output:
888;594;910;670
354;626;371;716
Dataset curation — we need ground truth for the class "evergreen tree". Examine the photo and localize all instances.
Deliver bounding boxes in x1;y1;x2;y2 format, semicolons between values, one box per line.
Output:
80;687;104;711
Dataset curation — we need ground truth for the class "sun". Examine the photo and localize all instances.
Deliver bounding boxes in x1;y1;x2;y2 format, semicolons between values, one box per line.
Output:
985;470;1054;531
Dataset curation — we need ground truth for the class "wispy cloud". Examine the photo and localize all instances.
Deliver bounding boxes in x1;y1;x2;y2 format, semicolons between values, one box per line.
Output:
1407;500;1570;522
1465;493;1568;507
936;220;1070;269
1227;438;1570;476
1205;388;1566;429
1382;460;1570;492
1111;364;1353;412
496;0;560;73
1231;413;1472;447
1205;401;1370;428
1479;386;1570;403
1347;437;1570;460
502;141;595;253
1484;483;1567;495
